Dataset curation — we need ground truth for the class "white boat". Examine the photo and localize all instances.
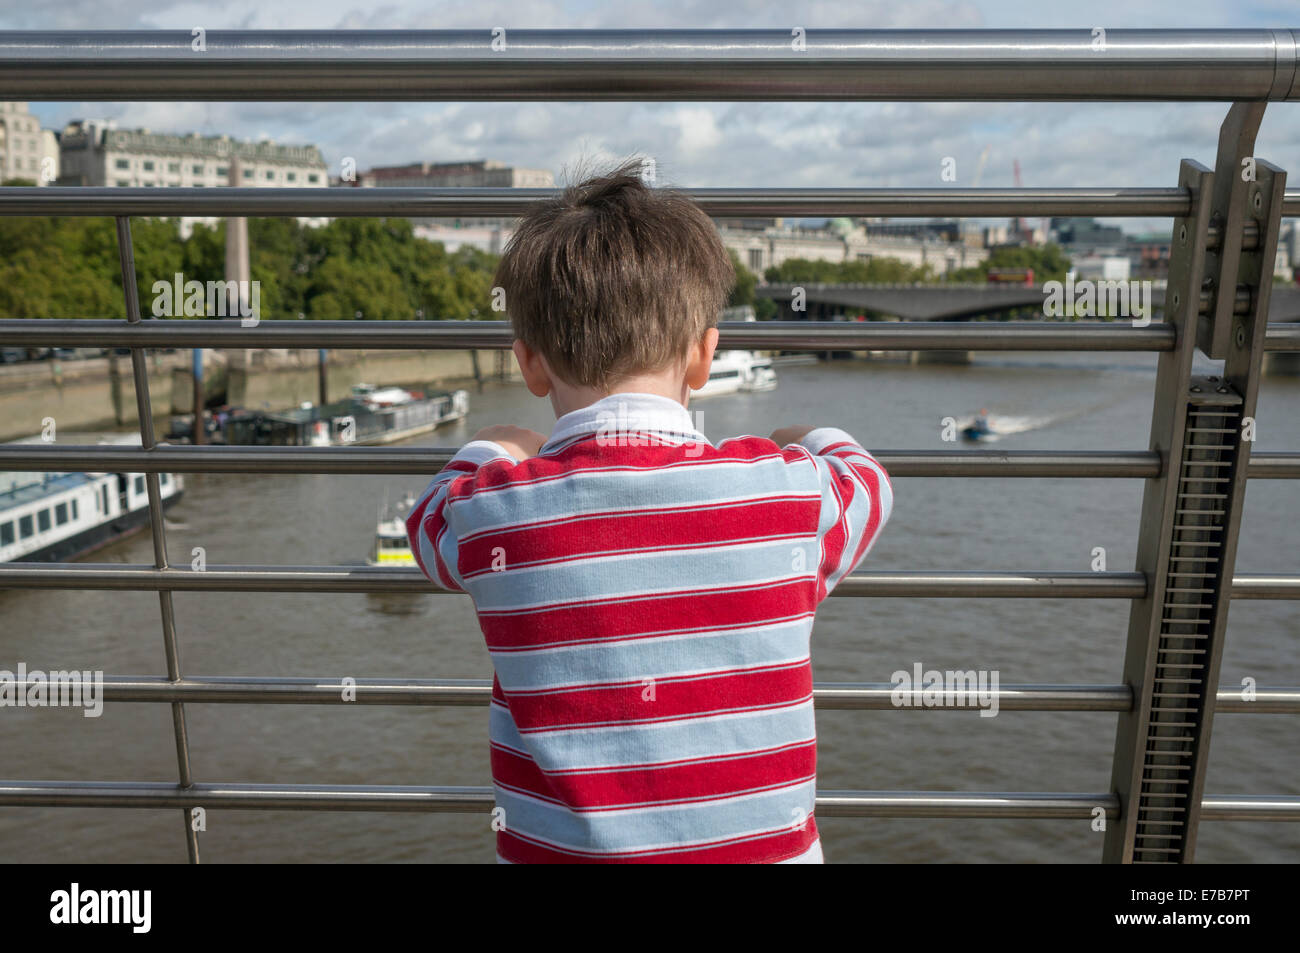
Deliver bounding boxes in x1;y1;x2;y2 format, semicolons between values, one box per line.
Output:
219;384;470;447
1;433;184;563
366;492;417;567
693;350;777;399
693;306;778;399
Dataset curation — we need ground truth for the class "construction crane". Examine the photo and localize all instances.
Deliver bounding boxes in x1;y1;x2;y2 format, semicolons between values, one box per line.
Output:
1012;158;1031;243
971;145;992;187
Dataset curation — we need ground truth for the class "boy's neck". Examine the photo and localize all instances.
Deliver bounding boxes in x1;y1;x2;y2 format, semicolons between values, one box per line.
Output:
548;371;690;418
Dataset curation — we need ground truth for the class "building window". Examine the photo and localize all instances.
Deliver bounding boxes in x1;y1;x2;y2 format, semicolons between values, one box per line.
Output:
115;180;130;187
748;249;763;271
37;509;51;532
55;502;68;525
0;521;12;546
193;164;204;175
308;173;320;184
142;160;155;171
115;158;130;170
265;170;275;181
216;166;228;176
18;515;33;539
286;172;296;182
168;162;180;173
134;475;145;495
243;168;254;179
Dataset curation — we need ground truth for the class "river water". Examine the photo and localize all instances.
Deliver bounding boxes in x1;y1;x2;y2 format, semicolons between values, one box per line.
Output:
2;350;1297;863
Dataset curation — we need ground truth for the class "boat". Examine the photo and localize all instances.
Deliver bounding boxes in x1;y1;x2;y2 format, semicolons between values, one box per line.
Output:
961;409;997;442
693;307;778;399
366;492;417;567
692;349;778;399
1;434;184;563
218;384;469;447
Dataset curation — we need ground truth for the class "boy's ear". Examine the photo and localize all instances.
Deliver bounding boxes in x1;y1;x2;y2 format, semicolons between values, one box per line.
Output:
512;339;552;398
684;327;720;391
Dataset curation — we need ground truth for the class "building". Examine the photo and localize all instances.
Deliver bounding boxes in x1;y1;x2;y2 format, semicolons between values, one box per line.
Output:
355;159;553;230
58;121;327;190
58;121;329;235
1050;217;1127;255
721;219;988;278
0;102;60;184
1126;231;1173;280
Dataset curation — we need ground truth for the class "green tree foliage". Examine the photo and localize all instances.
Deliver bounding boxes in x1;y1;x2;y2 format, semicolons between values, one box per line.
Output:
946;243;1072;285
764;256;935;284
0;215;502;320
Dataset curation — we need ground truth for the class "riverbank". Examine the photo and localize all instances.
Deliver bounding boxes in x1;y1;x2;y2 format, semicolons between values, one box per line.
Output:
0;349;522;442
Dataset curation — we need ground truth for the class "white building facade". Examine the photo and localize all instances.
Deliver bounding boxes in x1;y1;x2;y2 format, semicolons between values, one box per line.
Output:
0;102;60;184
719;222;988;278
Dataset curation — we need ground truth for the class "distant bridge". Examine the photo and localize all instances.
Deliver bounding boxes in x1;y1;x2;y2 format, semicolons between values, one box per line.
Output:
756;282;1300;323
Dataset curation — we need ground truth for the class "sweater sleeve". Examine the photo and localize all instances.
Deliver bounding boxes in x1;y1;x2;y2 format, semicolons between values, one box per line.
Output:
794;427;893;600
405;440;519;592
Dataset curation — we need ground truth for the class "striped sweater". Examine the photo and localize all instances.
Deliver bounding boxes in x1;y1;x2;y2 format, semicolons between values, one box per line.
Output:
407;392;893;863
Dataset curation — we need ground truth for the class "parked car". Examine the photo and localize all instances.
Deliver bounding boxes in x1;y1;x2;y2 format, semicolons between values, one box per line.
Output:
0;347;25;364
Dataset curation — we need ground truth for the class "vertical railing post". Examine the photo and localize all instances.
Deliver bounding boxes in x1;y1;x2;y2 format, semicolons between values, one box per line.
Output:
114;216;202;864
1103;104;1286;863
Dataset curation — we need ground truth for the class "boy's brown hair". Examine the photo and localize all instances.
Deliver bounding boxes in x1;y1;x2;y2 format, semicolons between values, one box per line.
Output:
494;157;735;390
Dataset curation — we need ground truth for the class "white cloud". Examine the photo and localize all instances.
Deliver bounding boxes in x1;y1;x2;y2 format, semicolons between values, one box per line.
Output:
8;0;1297;237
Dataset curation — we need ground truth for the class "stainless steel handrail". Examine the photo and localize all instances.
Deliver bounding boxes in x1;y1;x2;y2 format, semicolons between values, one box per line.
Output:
0;185;1212;217
5;675;1297;713
0;565;1154;596
0;446;1168;477
0;780;1294;820
0;319;1183;351
1;29;1296;102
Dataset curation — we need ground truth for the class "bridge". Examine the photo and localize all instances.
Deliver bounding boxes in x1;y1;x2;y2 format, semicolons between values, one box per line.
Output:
757;282;1300;323
1;29;1299;866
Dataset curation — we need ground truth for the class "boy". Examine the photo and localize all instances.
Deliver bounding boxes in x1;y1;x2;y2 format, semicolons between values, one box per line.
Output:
407;160;892;863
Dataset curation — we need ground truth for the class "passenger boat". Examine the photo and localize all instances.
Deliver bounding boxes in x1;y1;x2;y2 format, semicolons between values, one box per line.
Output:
218;384;469;447
0;434;184;563
366;493;417;567
692;305;778;399
693;350;778;399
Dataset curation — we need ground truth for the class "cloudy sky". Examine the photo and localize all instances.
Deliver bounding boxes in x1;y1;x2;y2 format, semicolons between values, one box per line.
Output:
5;1;1299;233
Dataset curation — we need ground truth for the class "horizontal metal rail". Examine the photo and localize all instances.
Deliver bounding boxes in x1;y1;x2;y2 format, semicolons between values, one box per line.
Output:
2;185;1299;235
0;186;1201;218
0;564;1150;596
0;781;1292;821
9;675;1297;713
4;446;1297;479
7;320;1300;352
4;565;1295;598
0;319;1183;351
0;446;1168;478
1;30;1298;102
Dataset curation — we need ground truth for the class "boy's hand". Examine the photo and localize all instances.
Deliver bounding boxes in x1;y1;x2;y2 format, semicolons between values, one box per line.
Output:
770;425;817;446
472;424;547;460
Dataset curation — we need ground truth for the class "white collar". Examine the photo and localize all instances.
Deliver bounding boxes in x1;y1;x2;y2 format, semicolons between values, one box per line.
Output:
540;392;708;454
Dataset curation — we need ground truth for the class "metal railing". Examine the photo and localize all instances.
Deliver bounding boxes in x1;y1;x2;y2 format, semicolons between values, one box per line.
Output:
1;29;1298;864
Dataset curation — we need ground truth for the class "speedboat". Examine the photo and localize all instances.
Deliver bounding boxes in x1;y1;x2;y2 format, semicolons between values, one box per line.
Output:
961;410;996;442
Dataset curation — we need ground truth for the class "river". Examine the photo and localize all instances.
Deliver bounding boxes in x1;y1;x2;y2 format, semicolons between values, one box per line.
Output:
2;349;1297;863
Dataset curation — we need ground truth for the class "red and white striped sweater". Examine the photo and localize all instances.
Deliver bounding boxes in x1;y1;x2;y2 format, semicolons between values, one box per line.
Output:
407;392;892;863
